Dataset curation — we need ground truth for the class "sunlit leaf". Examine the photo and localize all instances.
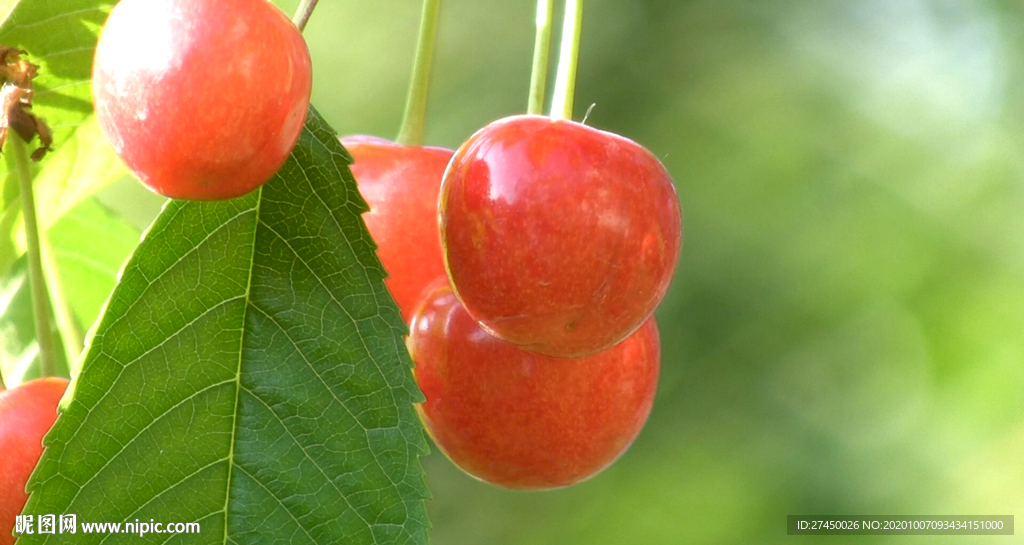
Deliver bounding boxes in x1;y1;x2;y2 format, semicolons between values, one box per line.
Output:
0;197;134;387
47;197;138;334
0;258;69;385
0;0;111;138
0;1;123;277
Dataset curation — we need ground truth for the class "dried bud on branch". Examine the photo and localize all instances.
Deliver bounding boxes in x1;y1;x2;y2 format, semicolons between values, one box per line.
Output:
0;46;52;161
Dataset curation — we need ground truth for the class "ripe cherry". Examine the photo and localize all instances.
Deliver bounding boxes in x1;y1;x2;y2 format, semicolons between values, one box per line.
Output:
342;136;453;320
0;377;68;545
92;0;312;200
439;115;681;357
409;282;660;490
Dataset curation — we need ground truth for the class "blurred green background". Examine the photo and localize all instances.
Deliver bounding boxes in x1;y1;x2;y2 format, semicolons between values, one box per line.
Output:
98;0;1024;543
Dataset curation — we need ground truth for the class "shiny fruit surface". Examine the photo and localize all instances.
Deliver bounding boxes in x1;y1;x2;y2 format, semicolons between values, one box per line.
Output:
0;377;69;545
439;115;681;357
92;0;312;200
343;136;453;320
409;283;660;490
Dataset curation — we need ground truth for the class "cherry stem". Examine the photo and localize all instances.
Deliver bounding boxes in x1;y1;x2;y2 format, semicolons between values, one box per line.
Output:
527;0;554;115
550;0;582;120
292;0;320;32
41;237;84;366
10;133;57;378
397;0;442;146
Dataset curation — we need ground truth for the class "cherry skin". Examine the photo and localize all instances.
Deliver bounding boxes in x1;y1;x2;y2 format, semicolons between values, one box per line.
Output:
409;282;660;490
342;136;453;321
439;115;682;358
0;377;69;545
92;0;312;200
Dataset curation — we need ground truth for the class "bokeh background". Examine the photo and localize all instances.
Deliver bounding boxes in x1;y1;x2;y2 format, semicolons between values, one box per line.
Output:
98;0;1024;543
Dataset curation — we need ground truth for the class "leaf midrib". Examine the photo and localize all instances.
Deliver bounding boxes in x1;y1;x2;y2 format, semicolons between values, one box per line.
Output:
223;187;263;545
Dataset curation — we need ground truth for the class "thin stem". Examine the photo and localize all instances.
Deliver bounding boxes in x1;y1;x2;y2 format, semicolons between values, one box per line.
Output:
10;134;57;378
40;233;84;367
527;0;554;115
550;0;583;120
396;0;443;146
292;0;320;32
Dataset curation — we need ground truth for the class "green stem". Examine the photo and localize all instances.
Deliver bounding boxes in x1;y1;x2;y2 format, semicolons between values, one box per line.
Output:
10;134;57;378
527;0;554;115
40;233;84;367
396;0;443;146
292;0;320;32
550;0;583;120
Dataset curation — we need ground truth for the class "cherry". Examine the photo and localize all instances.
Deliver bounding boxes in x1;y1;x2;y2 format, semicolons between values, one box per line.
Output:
409;282;659;490
342;136;453;321
92;0;312;200
439;115;681;357
0;377;68;544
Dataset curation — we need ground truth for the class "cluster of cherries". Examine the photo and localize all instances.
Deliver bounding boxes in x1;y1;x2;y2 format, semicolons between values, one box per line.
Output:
23;0;681;502
348;113;681;489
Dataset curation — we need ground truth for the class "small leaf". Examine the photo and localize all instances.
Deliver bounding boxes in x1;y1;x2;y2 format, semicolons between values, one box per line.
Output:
21;107;430;545
0;117;127;281
47;196;138;333
0;0;112;139
0;257;69;384
0;1;141;383
0;1;124;277
0;181;132;390
32;116;128;229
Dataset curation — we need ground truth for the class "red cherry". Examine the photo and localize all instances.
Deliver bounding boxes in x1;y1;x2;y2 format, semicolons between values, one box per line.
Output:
343;136;453;321
92;0;312;200
0;377;68;545
409;282;660;490
439;115;681;357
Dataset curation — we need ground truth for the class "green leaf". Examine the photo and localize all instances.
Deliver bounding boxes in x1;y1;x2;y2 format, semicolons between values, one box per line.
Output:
47;197;139;339
0;196;133;386
45;196;139;373
0;1;124;277
0;257;69;384
32;117;129;231
0;174;127;389
0;0;111;136
21;107;430;545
